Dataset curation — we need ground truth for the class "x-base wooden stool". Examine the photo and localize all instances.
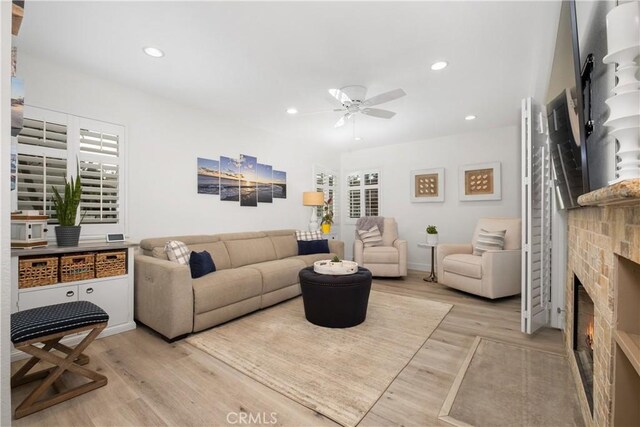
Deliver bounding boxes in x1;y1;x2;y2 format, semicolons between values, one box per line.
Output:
10;301;109;419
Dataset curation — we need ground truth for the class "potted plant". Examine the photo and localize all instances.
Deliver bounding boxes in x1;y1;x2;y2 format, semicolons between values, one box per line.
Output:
426;225;438;245
51;164;84;247
321;197;333;234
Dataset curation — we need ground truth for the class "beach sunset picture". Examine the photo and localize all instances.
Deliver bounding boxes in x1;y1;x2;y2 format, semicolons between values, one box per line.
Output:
197;157;220;195
257;163;273;203
273;170;287;199
220;156;240;201
239;154;257;207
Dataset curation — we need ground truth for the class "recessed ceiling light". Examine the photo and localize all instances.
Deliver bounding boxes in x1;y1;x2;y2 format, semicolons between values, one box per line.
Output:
143;47;164;58
286;107;298;115
354;137;362;141
430;61;448;71
465;115;477;121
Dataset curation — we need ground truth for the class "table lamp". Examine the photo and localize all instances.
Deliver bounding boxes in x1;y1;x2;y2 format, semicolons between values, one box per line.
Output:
302;191;324;231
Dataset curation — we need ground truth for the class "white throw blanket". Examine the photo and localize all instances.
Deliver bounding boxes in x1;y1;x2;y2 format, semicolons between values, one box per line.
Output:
355;216;384;239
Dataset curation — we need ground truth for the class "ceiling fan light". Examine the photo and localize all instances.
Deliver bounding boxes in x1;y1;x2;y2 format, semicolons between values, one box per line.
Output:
286;107;298;115
430;61;448;71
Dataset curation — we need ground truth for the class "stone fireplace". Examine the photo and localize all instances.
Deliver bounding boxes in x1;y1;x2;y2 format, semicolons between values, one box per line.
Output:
565;180;640;426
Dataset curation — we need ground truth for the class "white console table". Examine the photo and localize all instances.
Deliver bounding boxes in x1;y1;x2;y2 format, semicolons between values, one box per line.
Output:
10;241;137;361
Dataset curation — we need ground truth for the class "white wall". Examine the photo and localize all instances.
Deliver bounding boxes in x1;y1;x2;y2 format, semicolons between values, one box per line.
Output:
340;126;521;269
17;53;337;241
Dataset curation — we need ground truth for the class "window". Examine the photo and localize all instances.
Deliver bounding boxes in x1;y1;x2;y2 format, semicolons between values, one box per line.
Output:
315;167;338;226
347;169;380;222
15;107;126;237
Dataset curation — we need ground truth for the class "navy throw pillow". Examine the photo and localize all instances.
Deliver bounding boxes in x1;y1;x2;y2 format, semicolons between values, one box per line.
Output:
189;250;216;279
297;239;330;255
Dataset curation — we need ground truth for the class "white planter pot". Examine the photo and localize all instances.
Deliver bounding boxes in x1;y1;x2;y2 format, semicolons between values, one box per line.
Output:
426;233;438;246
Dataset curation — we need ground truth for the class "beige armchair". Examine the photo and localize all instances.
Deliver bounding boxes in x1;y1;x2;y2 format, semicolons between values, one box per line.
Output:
437;217;522;299
354;217;407;277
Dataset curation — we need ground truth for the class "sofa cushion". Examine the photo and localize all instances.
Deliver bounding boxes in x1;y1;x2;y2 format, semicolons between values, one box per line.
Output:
192;267;262;314
140;235;218;252
363;246;399;264
224;237;277;268
290;253;338;267
250;259;306;293
295;230;323;241
189;251;216;279
473;228;506;256
151;247;169;260
190;241;231;270
270;234;298;259
165;241;190;265
442;254;482;279
297;239;330;255
358;225;383;247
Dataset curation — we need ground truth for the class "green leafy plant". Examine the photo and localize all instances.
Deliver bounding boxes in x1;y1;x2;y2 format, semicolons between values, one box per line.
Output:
51;164;85;226
331;255;341;263
321;196;334;225
426;225;438;234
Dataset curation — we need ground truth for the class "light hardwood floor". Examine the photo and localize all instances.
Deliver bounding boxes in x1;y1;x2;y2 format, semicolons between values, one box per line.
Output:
11;273;569;427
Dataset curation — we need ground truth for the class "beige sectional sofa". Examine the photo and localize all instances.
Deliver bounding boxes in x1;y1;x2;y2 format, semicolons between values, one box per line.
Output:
135;229;344;340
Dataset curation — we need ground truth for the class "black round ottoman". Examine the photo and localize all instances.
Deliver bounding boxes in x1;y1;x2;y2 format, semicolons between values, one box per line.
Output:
298;266;372;328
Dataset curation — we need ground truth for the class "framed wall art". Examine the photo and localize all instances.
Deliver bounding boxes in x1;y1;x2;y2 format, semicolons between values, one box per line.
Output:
410;168;444;203
458;161;501;201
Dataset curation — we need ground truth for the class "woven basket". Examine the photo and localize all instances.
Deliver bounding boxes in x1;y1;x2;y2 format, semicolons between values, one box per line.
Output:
96;250;127;278
18;257;59;288
60;253;95;283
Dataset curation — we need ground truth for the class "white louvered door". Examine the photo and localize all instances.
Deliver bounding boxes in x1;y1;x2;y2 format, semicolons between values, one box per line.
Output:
521;98;552;334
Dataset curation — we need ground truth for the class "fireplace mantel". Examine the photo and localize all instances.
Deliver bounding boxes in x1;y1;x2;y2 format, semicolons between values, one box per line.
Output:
578;179;640;207
565;178;640;426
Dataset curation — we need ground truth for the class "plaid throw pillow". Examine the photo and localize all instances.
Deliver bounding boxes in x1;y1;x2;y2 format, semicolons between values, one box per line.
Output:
473;228;507;256
296;230;323;241
165;240;190;265
358;225;383;247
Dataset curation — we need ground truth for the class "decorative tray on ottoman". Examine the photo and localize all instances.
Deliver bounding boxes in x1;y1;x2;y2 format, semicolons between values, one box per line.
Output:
313;260;358;275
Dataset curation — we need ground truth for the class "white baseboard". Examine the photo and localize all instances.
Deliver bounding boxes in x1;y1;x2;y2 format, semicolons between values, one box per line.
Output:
408;262;429;272
11;321;136;362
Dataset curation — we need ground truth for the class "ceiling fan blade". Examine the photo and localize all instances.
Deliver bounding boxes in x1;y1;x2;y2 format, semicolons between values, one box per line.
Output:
361;108;396;119
334;113;354;128
362;88;406;107
328;88;353;106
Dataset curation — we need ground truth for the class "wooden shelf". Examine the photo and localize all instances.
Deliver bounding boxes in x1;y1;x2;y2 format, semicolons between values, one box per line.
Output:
615;330;640;377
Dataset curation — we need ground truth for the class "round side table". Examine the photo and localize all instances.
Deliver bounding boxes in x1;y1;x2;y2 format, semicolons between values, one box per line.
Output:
417;243;437;282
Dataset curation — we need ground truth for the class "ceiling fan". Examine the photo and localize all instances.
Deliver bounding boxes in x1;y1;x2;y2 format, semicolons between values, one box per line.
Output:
327;85;406;128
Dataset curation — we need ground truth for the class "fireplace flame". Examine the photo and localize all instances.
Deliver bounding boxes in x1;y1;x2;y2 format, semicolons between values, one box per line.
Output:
585;320;594;350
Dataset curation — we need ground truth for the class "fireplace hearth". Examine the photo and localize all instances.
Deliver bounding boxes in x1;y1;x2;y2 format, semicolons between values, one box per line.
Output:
573;275;594;415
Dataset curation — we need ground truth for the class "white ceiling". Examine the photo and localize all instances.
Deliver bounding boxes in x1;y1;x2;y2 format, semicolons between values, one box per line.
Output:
17;1;561;149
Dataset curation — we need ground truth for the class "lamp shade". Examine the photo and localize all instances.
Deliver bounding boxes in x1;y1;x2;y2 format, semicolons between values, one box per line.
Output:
302;191;324;206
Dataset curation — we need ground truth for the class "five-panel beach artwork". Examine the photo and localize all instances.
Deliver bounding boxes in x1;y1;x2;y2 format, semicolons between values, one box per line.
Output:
197;154;287;206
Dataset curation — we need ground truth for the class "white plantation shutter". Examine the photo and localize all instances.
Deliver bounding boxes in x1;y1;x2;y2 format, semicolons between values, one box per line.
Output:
18;118;68;150
15;106;126;237
79;160;119;224
78;120;123;227
17;154;67;221
315;168;338;226
347;169;380;222
521;98;552;334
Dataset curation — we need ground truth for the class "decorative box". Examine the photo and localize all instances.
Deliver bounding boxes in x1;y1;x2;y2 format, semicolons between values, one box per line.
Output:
11;211;49;249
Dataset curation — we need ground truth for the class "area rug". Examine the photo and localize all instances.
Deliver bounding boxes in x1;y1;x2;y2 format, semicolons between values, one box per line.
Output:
187;290;452;427
439;338;583;427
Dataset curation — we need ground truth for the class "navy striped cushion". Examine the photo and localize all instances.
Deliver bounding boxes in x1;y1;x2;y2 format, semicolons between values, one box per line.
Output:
11;301;109;344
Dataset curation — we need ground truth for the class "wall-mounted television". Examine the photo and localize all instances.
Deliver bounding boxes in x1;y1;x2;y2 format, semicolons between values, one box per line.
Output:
547;0;593;209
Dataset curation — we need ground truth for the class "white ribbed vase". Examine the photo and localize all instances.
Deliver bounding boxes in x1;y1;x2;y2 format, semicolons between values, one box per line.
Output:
603;1;640;184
